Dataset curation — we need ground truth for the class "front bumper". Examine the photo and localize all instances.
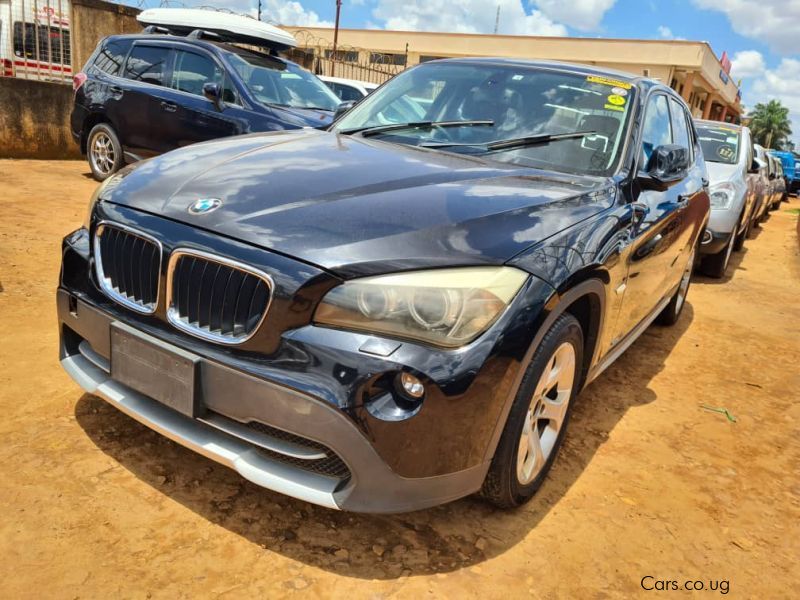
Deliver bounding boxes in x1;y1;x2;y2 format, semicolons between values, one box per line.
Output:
699;228;734;256
58;290;489;512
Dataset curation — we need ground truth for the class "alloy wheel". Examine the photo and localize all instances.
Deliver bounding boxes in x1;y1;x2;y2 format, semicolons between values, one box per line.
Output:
90;132;115;176
516;341;576;485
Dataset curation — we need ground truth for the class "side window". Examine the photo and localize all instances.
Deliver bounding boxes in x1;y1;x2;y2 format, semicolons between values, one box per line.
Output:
93;39;131;76
125;45;169;86
171;50;220;96
640;94;672;168
669;98;691;156
329;82;363;102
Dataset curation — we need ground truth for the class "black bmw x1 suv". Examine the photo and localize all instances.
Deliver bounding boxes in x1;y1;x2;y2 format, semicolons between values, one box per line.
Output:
58;59;709;513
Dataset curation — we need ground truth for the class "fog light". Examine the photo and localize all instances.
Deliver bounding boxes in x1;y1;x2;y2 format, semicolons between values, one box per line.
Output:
397;372;425;399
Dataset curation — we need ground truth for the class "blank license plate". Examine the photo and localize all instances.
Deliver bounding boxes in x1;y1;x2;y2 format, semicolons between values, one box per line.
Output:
110;322;200;417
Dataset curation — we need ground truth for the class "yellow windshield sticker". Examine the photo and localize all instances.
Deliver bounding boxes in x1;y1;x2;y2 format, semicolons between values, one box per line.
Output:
607;94;626;106
587;75;632;89
604;103;625;112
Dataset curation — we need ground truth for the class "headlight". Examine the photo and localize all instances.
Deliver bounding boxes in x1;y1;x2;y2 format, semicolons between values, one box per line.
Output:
314;267;528;348
709;182;736;210
83;174;123;229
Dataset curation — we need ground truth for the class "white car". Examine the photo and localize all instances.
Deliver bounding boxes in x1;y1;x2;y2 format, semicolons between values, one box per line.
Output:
320;76;378;101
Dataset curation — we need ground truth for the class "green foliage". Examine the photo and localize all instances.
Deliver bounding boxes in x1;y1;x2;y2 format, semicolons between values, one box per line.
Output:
748;100;792;149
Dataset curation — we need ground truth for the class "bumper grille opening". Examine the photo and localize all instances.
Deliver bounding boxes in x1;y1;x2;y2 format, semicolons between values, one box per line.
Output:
246;421;351;480
167;250;272;344
94;223;161;313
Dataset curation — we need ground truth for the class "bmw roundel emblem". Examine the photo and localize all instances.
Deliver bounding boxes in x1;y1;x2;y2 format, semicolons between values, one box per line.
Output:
189;197;222;214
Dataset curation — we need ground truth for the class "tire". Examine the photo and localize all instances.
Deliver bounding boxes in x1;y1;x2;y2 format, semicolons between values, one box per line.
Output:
733;217;748;251
87;123;124;182
480;313;583;509
656;244;695;325
701;231;734;278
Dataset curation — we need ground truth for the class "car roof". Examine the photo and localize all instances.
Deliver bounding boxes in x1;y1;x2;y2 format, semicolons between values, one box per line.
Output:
694;119;742;130
426;56;661;90
104;33;298;68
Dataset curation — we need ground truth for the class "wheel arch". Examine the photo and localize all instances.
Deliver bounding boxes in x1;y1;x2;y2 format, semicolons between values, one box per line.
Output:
80;112;115;154
482;277;607;464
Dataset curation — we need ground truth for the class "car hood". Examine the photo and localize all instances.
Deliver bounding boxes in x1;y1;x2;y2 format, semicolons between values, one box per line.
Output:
270;105;334;128
104;130;615;277
705;161;741;185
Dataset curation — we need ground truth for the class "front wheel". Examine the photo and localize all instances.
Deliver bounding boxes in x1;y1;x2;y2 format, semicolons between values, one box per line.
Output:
701;231;734;278
480;313;583;508
87;123;123;182
657;244;695;325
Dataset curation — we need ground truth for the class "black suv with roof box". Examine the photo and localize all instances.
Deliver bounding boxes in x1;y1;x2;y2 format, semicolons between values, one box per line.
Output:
71;33;340;181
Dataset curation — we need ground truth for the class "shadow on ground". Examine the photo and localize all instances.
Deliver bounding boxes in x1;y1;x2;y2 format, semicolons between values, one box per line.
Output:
75;305;694;579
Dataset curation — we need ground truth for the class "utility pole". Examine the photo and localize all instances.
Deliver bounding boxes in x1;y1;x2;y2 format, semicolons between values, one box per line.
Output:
331;0;342;77
494;5;500;34
258;0;262;22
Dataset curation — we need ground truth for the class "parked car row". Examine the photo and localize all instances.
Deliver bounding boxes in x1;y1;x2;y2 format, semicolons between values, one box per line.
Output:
695;120;788;278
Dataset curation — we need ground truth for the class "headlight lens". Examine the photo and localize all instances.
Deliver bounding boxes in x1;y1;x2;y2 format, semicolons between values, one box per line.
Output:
83;174;122;229
314;267;528;348
709;182;736;209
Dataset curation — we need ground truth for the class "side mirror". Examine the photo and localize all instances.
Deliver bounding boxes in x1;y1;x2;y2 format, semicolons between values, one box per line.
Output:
638;144;690;190
333;100;356;121
203;82;224;111
748;159;760;174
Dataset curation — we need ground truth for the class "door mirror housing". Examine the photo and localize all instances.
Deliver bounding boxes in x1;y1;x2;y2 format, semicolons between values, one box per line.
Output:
638;144;690;190
748;159;760;174
333;100;357;121
203;82;224;111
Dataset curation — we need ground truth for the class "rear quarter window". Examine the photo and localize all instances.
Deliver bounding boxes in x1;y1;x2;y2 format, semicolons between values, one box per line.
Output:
93;39;132;76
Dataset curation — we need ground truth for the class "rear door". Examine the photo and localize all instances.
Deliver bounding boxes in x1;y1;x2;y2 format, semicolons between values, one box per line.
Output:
120;43;176;157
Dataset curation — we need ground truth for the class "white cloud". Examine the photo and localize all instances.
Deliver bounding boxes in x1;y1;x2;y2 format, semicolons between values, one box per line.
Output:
730;50;766;80
692;0;800;55
656;25;685;40
532;0;617;31
746;58;800;145
201;0;334;27
371;0;568;36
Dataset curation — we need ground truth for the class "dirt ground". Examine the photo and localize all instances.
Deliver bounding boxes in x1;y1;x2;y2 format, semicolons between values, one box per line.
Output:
1;159;798;598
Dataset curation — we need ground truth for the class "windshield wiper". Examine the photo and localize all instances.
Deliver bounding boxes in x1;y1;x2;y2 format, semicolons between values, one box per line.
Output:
421;130;597;152
340;120;495;137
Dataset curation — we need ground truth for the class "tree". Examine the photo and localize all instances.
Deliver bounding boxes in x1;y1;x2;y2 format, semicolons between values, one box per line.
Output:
748;100;792;149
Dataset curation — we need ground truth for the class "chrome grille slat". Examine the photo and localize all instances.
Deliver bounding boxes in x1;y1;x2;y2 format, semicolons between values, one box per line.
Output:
167;249;273;345
93;222;162;314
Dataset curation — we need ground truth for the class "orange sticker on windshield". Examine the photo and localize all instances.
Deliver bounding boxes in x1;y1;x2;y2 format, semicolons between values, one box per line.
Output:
587;75;632;89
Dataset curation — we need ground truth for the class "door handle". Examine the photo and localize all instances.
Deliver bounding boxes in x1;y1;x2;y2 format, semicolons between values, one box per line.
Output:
160;101;177;113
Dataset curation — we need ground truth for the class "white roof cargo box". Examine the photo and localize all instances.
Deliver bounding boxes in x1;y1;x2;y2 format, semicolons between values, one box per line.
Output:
136;8;297;50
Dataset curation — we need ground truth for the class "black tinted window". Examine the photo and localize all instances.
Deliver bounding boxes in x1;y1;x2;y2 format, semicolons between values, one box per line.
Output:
172;51;219;95
669;99;691;155
641;94;672;167
328;82;363;102
93;39;131;76
125;45;169;86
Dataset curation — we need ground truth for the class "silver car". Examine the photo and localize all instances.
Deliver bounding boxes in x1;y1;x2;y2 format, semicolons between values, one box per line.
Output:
695;120;759;277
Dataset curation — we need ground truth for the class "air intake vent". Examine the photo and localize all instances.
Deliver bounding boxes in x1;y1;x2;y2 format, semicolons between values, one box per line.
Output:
94;223;162;313
166;250;273;344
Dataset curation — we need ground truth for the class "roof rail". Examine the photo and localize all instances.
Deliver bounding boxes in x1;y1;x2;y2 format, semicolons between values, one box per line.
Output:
142;25;170;35
187;29;222;41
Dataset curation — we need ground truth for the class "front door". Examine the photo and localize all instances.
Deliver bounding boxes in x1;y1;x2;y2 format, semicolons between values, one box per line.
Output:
612;93;696;343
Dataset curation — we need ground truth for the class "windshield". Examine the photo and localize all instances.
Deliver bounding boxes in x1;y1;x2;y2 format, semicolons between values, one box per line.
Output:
697;124;741;165
228;51;340;112
333;62;636;176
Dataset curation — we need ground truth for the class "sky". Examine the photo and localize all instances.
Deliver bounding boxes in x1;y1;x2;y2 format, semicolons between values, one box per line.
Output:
138;0;800;146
